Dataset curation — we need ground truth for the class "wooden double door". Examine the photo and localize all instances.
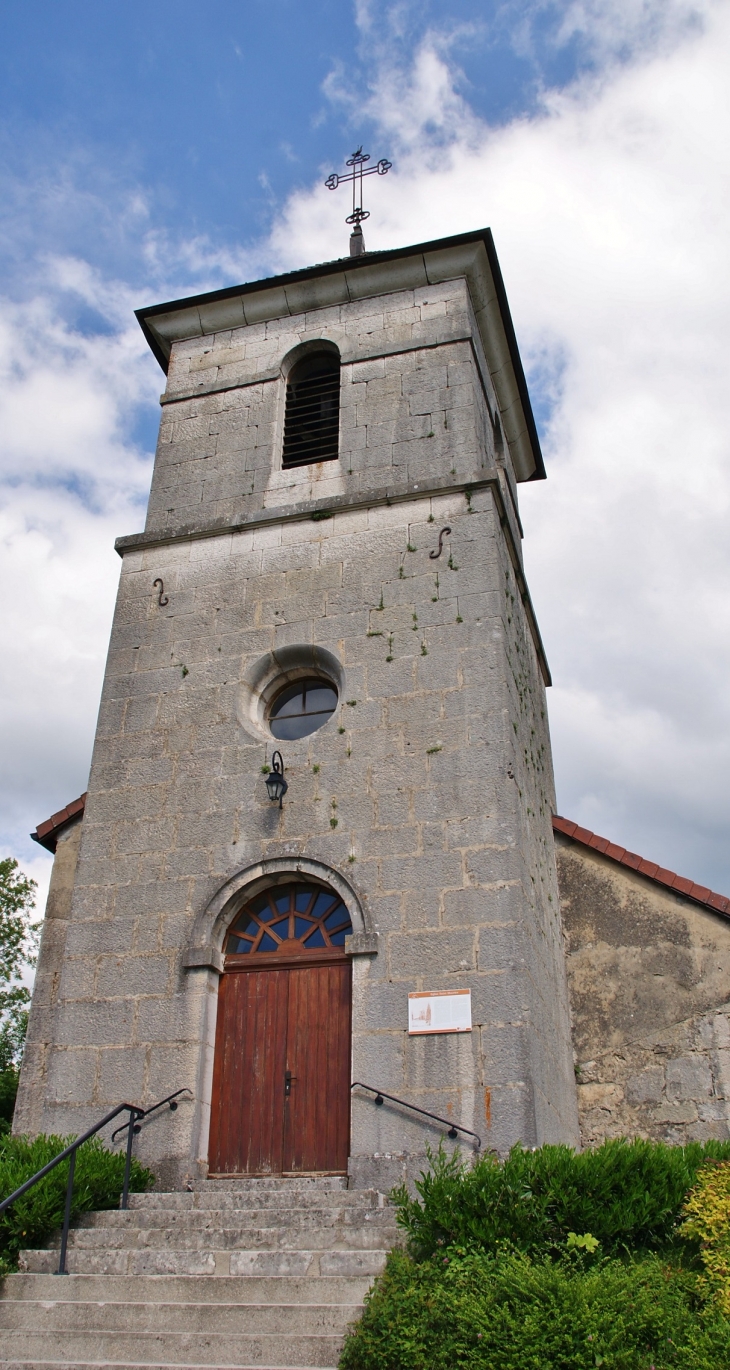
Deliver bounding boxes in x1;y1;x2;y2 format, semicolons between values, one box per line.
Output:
208;957;352;1175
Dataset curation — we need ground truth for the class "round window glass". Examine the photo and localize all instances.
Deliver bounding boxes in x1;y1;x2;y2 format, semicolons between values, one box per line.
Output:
269;678;337;740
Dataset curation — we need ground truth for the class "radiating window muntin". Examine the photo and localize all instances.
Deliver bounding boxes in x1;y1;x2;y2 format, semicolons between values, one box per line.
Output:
269;678;337;740
225;883;353;957
282;351;340;469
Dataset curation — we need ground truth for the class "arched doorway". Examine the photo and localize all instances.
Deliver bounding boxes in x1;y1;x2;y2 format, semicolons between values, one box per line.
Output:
208;880;352;1175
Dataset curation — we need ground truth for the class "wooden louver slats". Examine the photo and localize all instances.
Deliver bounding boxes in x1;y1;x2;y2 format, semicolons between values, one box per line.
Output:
282;362;340;468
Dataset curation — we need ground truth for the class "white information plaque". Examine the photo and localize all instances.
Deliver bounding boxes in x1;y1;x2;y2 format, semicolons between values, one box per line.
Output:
408;989;472;1035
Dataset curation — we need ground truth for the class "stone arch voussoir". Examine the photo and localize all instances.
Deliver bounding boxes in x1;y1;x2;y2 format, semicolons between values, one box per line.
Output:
184;856;377;973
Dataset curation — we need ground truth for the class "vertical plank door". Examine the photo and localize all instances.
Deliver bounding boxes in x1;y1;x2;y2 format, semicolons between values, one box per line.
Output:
208;967;288;1174
283;960;351;1173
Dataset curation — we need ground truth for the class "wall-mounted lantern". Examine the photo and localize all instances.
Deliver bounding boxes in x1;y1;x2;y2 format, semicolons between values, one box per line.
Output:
264;751;288;808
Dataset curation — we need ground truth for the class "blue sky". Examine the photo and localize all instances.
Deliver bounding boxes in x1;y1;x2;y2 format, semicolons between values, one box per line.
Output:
0;1;581;456
1;0;730;907
0;1;579;282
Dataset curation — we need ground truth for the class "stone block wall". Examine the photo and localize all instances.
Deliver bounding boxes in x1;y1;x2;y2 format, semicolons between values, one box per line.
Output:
146;278;513;536
24;481;577;1183
557;832;730;1145
14;817;82;1137
500;545;576;1145
15;262;578;1185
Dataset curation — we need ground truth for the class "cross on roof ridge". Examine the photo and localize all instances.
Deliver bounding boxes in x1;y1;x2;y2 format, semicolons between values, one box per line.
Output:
324;146;392;256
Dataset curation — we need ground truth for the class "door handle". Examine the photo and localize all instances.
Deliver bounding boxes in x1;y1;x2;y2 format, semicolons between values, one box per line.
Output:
284;1070;297;1098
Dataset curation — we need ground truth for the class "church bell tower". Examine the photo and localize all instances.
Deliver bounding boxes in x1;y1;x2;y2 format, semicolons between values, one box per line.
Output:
16;228;579;1188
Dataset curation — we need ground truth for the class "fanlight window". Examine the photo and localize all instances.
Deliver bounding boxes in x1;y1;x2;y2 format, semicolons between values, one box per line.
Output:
225;883;353;957
282;351;340;468
269;678;337;740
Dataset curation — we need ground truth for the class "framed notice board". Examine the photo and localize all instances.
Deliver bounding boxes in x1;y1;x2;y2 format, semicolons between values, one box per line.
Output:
408;989;472;1035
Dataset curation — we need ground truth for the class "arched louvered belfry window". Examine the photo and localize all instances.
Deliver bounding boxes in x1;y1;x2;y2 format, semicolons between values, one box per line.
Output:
282;349;340;468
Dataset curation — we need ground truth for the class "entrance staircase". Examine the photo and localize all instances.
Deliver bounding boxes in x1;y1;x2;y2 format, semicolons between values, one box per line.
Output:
0;1175;399;1370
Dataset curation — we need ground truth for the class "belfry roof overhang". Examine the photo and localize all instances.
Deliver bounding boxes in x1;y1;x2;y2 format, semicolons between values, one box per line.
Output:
135;228;546;483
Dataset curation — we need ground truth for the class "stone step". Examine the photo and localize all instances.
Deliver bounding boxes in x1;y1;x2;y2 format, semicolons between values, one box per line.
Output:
0;1299;360;1335
19;1248;389;1279
0;1363;331;1370
0;1329;342;1367
0;1365;332;1370
2;1179;390;1369
79;1202;390;1229
45;1235;395;1262
196;1177;347;1193
1;1273;374;1305
50;1222;398;1254
127;1189;382;1212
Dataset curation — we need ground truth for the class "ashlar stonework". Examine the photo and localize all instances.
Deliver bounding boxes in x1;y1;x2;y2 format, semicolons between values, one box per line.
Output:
17;230;581;1189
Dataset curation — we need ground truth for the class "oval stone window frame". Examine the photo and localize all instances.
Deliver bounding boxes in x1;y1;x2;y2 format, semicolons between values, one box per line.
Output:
235;644;344;744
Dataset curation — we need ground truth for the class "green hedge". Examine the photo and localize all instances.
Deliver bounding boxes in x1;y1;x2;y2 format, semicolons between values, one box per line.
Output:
392;1139;730;1261
0;1133;154;1269
340;1246;730;1370
0;1070;18;1136
341;1141;730;1368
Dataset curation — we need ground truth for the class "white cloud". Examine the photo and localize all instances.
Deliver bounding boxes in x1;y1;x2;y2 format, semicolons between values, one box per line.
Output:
0;278;155;493
0;207;274;886
269;0;730;889
0;271;157;864
323;20;482;148
546;0;709;62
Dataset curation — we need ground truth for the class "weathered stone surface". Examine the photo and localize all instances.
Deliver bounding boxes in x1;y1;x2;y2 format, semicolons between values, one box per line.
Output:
558;831;730;1145
13;818;82;1136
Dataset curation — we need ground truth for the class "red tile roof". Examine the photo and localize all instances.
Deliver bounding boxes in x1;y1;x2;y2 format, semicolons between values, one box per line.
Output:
553;815;730;919
31;793;87;853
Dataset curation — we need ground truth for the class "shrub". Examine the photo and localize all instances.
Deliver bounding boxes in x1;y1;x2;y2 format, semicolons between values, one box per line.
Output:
0;1067;19;1136
340;1246;730;1370
681;1163;730;1314
392;1138;730;1261
0;1133;154;1266
0;858;39;1124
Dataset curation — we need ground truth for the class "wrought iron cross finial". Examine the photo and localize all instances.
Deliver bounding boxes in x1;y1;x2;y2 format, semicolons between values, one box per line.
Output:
324;147;392;256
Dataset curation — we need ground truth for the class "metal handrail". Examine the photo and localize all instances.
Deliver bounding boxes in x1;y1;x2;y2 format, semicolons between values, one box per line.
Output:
0;1088;192;1275
110;1088;192;1143
351;1081;481;1151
